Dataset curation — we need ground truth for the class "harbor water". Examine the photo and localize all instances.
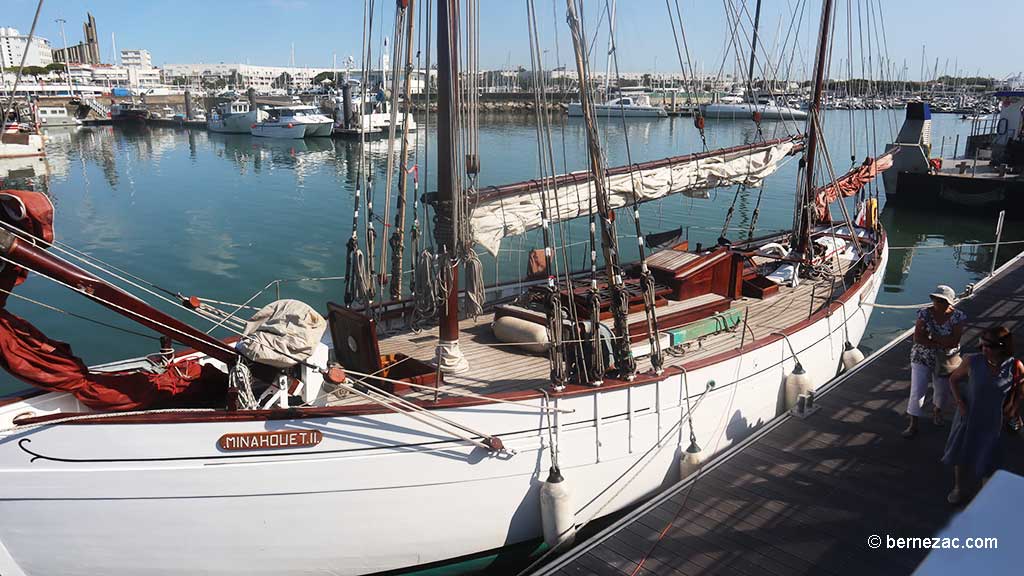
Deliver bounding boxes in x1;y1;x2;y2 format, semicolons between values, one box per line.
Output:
0;110;1018;394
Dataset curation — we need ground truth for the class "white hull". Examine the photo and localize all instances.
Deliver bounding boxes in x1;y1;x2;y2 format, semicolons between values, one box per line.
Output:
0;134;45;160
0;240;887;576
701;102;809;120
250;123;307;139
566;102;668;118
208;110;263;134
38;118;81;128
299;120;334;137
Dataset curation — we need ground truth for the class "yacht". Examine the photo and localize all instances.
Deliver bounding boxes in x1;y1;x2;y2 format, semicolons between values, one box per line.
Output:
566;93;668;117
209;101;266;133
35;106;81;127
268;105;333;137
701;93;809;121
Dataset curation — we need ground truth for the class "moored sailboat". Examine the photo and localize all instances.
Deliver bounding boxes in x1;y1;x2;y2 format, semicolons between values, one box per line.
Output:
0;1;893;576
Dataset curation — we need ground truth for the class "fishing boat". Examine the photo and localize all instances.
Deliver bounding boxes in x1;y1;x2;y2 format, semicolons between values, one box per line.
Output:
208;100;266;134
35;106;81;128
109;102;150;123
566;93;668;118
0;1;890;575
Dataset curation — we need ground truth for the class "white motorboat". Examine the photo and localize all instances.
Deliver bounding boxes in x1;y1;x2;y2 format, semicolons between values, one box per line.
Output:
249;117;307;139
566;93;668;117
269;105;334;137
35;106;81;128
701;94;809;121
208;101;264;134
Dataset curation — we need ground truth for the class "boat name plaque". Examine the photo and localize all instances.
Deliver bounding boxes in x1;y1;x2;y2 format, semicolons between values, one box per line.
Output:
218;430;323;451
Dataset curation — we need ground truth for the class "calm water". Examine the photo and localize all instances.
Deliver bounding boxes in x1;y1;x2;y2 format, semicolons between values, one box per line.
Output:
0;110;1018;393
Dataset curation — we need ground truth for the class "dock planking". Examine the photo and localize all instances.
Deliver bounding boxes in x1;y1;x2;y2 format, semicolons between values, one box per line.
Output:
534;252;1024;576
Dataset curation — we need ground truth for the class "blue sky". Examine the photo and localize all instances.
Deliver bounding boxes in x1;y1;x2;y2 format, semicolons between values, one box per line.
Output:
8;0;1021;79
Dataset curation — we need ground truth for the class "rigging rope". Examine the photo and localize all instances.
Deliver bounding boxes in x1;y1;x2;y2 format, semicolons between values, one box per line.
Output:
604;0;664;375
566;0;636;381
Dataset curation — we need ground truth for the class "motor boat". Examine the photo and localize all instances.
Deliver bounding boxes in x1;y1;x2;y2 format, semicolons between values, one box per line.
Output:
250;115;307;139
109;102;150;123
566;93;668;118
208;101;266;133
267;105;333;137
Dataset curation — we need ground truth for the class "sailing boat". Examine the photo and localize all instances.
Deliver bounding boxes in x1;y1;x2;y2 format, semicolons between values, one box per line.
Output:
700;0;809;121
0;1;890;575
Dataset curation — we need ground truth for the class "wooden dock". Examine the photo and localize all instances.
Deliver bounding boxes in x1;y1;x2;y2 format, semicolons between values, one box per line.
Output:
533;252;1024;576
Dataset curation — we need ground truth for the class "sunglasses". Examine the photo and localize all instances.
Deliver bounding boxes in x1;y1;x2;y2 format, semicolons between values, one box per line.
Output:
980;340;1000;348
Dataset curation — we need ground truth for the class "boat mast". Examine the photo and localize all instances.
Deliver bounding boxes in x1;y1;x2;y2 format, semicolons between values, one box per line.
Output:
434;0;468;373
746;0;763;95
390;0;415;300
795;0;834;254
564;0;635;379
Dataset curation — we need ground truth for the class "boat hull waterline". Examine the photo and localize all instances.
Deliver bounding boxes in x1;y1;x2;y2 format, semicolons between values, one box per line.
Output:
0;239;886;576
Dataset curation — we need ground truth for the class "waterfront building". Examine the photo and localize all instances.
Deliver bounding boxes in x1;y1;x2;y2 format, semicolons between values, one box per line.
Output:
121;49;152;69
0;27;53;68
160;62;431;94
52;12;101;65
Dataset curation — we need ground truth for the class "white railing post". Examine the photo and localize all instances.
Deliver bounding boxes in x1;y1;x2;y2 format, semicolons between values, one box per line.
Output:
991;210;1005;277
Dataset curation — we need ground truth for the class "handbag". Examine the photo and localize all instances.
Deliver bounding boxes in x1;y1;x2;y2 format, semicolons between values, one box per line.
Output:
934;349;962;377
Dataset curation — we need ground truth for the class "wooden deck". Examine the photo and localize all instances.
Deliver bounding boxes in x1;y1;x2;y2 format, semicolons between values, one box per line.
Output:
532;251;1024;576
326;255;853;405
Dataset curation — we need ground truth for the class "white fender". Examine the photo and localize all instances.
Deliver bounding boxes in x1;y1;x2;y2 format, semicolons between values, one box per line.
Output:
679;439;705;479
492;315;549;354
784;361;813;410
539;467;576;549
841;341;865;371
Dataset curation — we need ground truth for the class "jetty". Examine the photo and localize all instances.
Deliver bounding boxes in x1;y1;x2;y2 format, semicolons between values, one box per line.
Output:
533;251;1024;576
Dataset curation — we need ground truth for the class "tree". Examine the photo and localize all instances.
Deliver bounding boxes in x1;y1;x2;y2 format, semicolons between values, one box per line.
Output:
45;62;66;73
272;72;293;90
22;66;48;77
312;71;336;85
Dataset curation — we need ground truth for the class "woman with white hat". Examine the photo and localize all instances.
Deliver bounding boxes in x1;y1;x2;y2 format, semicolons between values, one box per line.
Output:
904;285;966;438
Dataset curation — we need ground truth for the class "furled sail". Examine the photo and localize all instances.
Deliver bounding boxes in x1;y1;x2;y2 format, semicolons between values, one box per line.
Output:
813;151;895;221
470;135;803;256
0;189;228;411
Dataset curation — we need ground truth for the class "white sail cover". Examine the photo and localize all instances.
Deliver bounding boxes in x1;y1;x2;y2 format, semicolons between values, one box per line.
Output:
471;138;801;256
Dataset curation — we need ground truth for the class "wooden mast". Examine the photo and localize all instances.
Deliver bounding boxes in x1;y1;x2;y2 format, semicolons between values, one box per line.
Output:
434;0;467;373
564;0;636;379
746;0;763;92
390;0;415;300
796;0;835;253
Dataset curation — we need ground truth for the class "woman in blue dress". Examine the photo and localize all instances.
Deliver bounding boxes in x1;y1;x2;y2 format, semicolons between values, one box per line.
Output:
943;326;1023;504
